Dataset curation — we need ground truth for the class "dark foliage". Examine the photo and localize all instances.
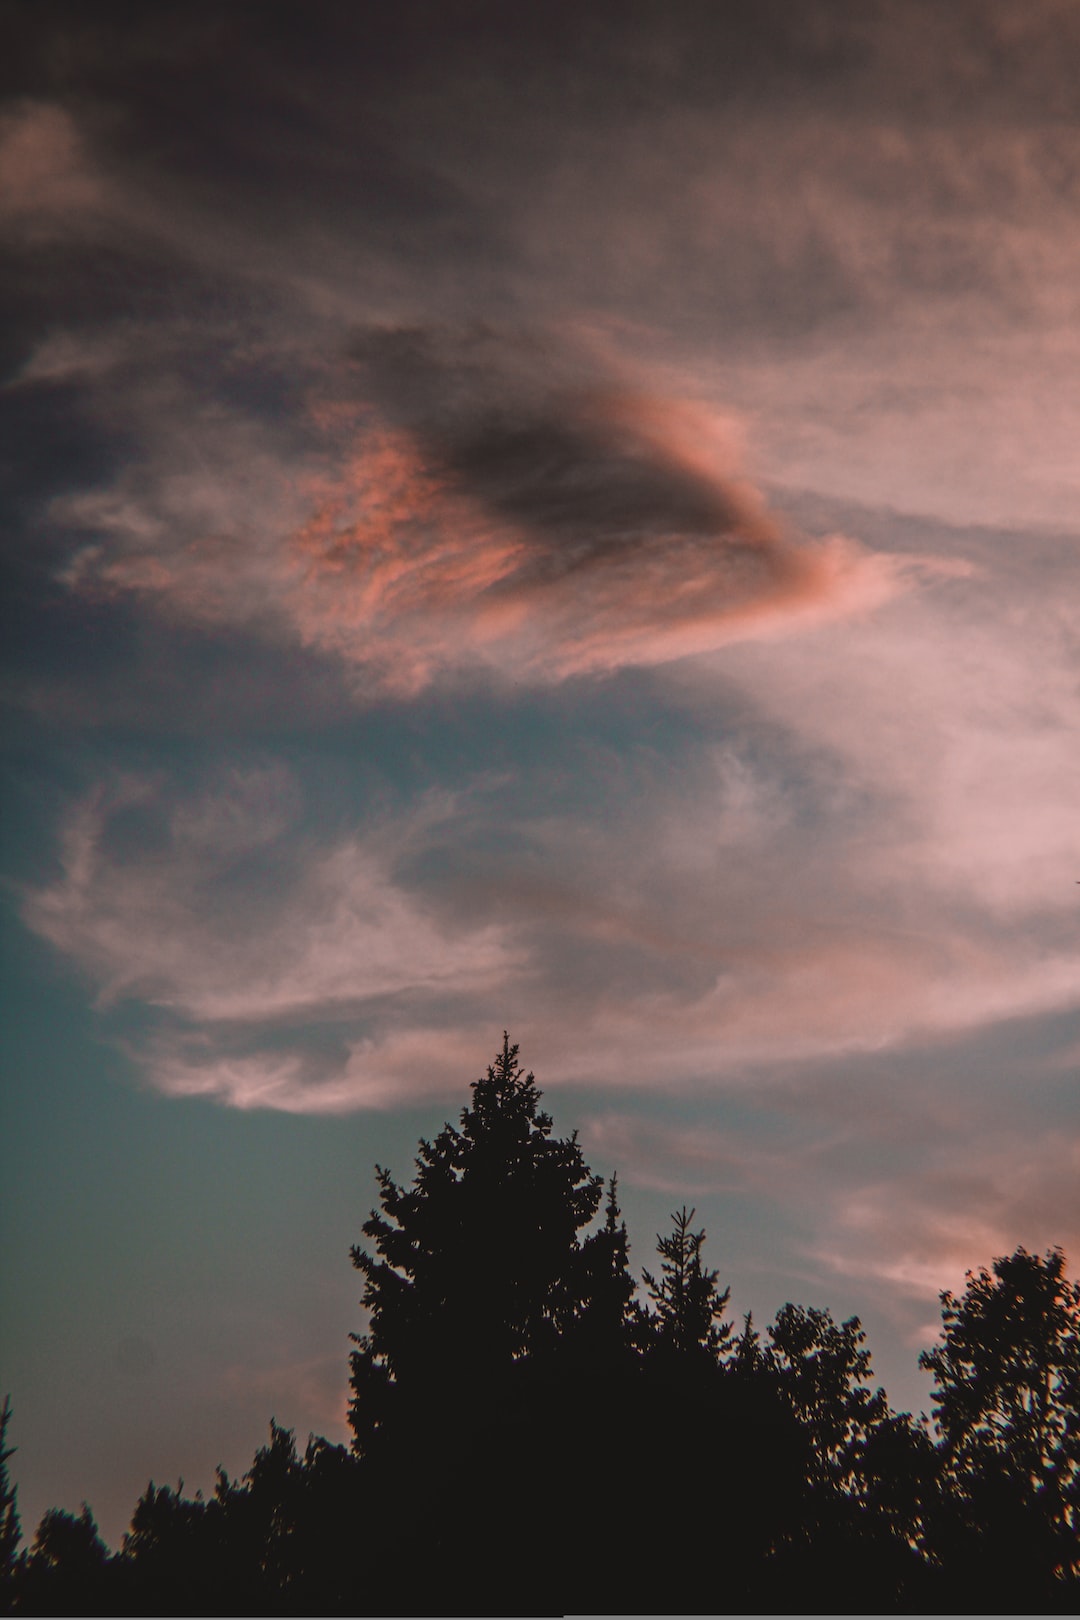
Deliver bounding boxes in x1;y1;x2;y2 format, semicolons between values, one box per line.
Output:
7;1038;1080;1615
919;1246;1080;1611
0;1399;21;1618
347;1032;626;1456
642;1205;732;1367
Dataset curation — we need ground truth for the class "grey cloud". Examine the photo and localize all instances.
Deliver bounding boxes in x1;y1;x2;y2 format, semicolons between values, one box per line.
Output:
11;1;1080;357
346;322;745;548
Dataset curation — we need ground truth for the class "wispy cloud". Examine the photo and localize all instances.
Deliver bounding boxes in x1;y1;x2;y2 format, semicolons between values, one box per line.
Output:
22;766;517;1029
20;584;1080;1114
581;1043;1080;1359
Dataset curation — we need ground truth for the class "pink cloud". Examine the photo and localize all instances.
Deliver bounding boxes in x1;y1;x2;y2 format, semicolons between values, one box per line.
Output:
51;363;939;697
288;390;933;693
0;102;105;233
811;1129;1080;1327
580;1101;1080;1360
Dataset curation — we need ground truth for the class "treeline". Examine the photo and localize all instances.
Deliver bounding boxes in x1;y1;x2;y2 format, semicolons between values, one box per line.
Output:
2;1038;1078;1616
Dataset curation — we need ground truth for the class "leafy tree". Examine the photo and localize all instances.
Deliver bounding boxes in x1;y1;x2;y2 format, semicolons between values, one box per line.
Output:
235;1421;302;1597
115;1428;367;1616
759;1306;939;1610
849;1408;939;1576
642;1206;732;1365
120;1477;221;1610
27;1505;108;1576
348;1034;620;1450
20;1505;110;1615
919;1245;1080;1590
765;1304;887;1493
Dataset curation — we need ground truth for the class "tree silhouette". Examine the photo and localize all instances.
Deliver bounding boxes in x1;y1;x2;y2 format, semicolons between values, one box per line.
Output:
20;1505;110;1616
120;1478;223;1614
0;1398;21;1613
919;1245;1080;1599
573;1172;640;1366
732;1309;763;1376
765;1304;887;1493
642;1206;732;1366
348;1033;615;1453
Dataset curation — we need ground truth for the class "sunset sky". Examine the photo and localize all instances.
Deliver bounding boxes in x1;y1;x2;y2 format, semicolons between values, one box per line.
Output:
2;0;1079;1548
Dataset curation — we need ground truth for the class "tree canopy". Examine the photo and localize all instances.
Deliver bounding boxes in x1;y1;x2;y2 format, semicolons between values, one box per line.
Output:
5;1037;1079;1616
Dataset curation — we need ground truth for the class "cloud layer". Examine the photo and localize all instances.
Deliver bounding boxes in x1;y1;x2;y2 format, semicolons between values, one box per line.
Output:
8;0;1079;1275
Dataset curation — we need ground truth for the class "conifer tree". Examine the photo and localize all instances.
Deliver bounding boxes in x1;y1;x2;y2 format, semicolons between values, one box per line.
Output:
642;1207;732;1363
0;1396;21;1606
575;1173;640;1364
732;1310;763;1377
348;1034;613;1450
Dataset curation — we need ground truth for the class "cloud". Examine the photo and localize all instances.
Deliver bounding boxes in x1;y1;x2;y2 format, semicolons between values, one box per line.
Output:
0;102;105;235
707;528;1080;919
20;617;1080;1116
21;767;517;1034
216;1352;349;1443
580;1039;1080;1361
19;463;1080;1115
44;322;934;698
150;1023;506;1115
820;1128;1080;1302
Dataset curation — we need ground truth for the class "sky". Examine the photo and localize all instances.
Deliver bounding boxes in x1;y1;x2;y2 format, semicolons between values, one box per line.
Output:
1;0;1079;1549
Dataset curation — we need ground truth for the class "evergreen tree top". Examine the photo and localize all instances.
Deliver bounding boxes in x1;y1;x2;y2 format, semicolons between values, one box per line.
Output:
348;1034;620;1445
463;1032;552;1137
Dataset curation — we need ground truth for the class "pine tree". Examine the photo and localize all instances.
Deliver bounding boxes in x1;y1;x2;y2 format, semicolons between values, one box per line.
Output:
642;1206;732;1364
575;1173;639;1365
348;1034;611;1450
0;1396;21;1607
732;1310;763;1377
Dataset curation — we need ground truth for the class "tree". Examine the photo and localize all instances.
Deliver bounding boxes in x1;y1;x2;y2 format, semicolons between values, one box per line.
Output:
759;1305;938;1610
28;1506;107;1574
764;1304;887;1493
0;1397;21;1610
642;1206;732;1365
732;1310;763;1377
121;1478;220;1609
919;1245;1080;1590
21;1505;110;1615
574;1173;640;1366
348;1034;623;1450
